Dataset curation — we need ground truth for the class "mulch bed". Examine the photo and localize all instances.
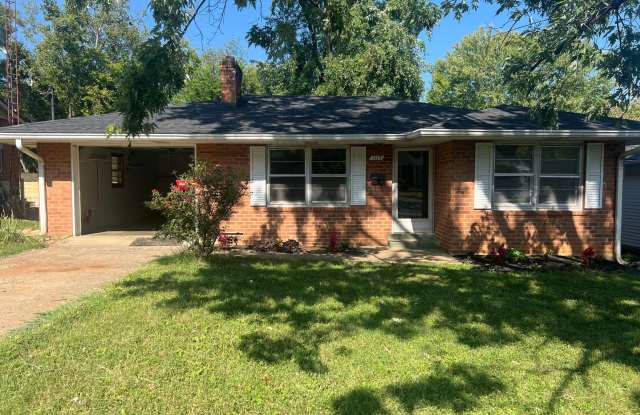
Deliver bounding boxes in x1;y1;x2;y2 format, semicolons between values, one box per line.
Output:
456;254;636;273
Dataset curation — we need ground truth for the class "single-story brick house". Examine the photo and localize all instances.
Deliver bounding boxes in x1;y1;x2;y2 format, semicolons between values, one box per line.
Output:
1;57;639;261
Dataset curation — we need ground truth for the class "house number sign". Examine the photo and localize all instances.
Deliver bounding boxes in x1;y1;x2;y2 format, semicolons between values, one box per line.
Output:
369;155;384;161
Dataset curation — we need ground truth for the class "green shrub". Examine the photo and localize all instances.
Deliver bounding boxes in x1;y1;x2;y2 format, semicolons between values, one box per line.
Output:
506;248;528;264
147;160;246;257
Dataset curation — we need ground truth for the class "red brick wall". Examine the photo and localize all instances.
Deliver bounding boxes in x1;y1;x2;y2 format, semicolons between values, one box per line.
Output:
39;143;73;236
196;143;393;247
434;141;622;259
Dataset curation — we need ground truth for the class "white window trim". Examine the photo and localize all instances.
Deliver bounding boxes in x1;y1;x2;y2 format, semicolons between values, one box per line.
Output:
267;145;351;207
492;143;584;211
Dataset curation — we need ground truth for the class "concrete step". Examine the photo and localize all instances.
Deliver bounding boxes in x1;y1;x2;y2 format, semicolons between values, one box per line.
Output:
388;233;440;249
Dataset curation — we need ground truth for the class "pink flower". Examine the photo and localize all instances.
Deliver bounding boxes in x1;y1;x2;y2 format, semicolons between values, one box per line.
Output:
175;179;189;191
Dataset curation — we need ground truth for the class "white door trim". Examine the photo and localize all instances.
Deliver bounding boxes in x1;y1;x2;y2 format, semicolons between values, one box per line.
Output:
392;147;433;233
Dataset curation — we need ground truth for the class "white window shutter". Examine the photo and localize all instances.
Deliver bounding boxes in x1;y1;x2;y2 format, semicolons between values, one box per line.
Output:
350;146;366;206
474;143;494;209
585;143;604;209
249;146;266;206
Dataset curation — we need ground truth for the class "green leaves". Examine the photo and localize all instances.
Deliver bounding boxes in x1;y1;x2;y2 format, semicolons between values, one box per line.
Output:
427;28;612;127
248;0;439;99
34;0;142;118
442;0;640;122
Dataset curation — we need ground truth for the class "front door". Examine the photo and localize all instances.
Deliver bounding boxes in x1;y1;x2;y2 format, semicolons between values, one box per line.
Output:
393;149;432;233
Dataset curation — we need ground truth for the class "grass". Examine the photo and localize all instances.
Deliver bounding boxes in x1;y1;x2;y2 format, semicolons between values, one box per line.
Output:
0;217;43;258
1;254;640;414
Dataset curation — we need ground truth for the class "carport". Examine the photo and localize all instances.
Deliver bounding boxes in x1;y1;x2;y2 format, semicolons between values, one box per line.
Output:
77;146;193;234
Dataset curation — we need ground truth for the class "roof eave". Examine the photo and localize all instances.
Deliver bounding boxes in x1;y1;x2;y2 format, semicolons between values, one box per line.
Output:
1;129;640;146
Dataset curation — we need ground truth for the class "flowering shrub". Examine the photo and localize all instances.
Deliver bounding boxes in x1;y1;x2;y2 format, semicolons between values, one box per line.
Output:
147;161;246;257
582;247;596;268
329;231;339;252
490;244;508;265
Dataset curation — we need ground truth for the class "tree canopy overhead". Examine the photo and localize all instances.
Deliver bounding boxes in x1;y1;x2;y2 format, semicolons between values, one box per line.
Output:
248;0;440;99
427;27;612;125
56;0;640;134
34;0;142;118
442;0;640;118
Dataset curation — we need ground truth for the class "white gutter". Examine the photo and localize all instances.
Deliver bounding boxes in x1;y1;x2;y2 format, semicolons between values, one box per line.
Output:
1;128;640;144
15;139;47;235
615;146;640;264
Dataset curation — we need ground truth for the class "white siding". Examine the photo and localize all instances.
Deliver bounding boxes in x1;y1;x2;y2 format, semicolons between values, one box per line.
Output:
622;162;640;249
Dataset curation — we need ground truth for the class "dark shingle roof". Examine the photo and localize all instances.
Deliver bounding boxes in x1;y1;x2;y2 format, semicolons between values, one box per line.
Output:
0;96;638;136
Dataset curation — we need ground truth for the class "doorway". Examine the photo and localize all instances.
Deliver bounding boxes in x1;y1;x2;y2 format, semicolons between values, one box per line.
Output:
392;148;433;233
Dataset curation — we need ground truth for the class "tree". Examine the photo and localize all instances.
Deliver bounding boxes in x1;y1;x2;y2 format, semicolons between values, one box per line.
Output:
147;161;246;257
442;0;640;122
33;0;142;118
83;0;438;135
172;47;264;104
427;28;612;120
248;0;440;99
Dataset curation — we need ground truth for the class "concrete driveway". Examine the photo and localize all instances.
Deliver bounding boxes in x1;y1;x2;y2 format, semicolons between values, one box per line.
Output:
0;231;178;335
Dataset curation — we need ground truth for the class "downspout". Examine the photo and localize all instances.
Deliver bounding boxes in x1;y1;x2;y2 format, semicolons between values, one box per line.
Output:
615;146;640;264
15;139;47;235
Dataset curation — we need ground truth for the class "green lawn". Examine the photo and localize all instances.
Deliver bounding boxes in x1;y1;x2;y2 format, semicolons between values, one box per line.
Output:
1;255;640;414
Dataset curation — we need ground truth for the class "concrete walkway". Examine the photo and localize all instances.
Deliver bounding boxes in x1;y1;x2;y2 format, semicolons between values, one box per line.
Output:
0;232;178;335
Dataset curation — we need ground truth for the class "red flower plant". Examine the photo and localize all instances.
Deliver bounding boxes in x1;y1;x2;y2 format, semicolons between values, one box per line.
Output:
490;244;508;265
329;231;339;253
174;178;189;191
582;247;596;268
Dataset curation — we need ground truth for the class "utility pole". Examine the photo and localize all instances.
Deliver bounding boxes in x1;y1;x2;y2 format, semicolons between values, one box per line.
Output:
5;0;19;125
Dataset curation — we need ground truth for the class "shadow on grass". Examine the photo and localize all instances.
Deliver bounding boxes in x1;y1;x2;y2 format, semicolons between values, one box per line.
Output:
116;254;640;413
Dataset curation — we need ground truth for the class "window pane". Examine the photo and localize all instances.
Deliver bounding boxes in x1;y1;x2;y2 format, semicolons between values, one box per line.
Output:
494;176;532;205
312;149;346;174
541;146;580;175
270;176;306;203
539;177;580;206
311;177;347;203
495;145;534;173
270;149;305;175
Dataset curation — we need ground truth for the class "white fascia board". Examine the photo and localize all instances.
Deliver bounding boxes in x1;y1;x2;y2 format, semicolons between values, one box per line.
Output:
1;128;640;145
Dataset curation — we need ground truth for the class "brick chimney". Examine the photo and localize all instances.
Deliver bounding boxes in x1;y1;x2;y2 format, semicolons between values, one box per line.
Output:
220;56;243;105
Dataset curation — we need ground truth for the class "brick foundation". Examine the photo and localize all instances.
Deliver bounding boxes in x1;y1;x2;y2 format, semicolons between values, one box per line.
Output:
433;141;621;259
196;143;393;247
39;143;73;236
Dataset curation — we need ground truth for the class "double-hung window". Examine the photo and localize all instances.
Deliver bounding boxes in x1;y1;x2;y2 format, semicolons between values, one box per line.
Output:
493;144;582;209
268;147;349;205
538;146;581;208
493;145;535;207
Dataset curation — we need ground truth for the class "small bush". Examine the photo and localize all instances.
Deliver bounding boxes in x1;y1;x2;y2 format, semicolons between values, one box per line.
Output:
147;161;246;257
506;248;527;264
279;239;302;254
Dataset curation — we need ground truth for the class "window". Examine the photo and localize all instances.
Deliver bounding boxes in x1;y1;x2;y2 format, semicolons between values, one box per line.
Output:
0;144;4;173
111;153;124;187
493;145;534;206
268;147;348;205
311;149;347;203
493;144;582;209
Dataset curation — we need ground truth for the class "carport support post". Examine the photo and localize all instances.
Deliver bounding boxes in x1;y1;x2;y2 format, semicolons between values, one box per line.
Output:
15;139;47;235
